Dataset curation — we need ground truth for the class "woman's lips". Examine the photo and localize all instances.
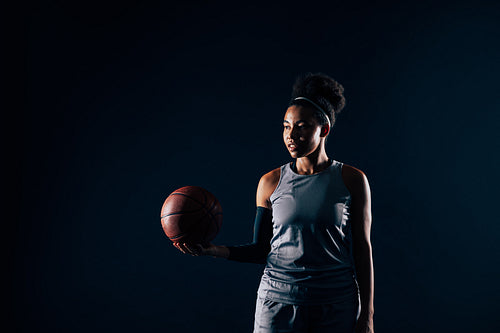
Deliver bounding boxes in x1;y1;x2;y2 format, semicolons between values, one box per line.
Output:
288;143;297;151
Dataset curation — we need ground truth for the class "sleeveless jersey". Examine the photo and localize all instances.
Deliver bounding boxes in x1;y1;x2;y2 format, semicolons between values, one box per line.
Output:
257;159;359;305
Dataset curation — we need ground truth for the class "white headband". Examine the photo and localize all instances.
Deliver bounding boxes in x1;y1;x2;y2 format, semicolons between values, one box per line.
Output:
294;97;331;127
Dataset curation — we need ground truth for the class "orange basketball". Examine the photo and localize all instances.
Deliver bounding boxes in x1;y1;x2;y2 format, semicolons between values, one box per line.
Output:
161;186;223;246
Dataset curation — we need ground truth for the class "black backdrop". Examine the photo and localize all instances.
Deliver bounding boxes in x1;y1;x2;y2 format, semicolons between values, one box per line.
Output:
14;1;499;332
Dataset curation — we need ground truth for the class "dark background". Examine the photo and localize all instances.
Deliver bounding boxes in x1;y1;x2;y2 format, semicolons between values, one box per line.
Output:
13;0;499;332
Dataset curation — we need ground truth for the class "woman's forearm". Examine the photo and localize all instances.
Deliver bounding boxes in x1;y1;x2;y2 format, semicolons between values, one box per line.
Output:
209;245;230;259
353;242;374;317
220;206;273;264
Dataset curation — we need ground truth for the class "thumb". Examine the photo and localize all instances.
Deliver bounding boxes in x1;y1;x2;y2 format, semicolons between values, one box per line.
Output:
197;243;216;256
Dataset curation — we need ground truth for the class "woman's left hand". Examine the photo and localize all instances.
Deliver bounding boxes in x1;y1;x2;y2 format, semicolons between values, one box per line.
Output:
354;315;374;333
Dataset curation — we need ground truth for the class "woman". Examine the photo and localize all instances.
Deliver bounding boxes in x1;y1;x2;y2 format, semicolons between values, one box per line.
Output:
174;73;374;333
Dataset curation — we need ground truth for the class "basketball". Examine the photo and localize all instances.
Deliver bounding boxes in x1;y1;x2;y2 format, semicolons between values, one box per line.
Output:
161;186;223;246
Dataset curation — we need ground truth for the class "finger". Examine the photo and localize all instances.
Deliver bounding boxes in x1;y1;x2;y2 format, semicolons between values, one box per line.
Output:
173;242;187;254
196;244;211;256
179;243;196;256
183;243;200;256
177;242;189;254
194;244;204;254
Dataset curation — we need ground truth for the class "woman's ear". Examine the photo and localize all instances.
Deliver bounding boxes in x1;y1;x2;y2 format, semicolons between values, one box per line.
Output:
320;124;330;137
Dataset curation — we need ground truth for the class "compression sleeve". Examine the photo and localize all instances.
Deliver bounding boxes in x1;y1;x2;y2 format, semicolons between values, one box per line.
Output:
226;206;273;264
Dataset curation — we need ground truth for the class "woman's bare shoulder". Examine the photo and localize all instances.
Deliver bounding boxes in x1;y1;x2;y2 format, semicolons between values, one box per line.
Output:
341;163;366;178
341;163;370;197
261;167;281;184
256;167;281;208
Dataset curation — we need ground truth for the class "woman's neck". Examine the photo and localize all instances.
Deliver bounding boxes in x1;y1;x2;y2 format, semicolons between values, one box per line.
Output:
294;148;331;175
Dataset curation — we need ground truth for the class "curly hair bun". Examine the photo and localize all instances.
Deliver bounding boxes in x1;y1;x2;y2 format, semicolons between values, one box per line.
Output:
290;72;346;116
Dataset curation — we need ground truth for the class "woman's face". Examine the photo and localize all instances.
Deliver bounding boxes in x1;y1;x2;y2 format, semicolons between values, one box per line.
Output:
283;105;326;159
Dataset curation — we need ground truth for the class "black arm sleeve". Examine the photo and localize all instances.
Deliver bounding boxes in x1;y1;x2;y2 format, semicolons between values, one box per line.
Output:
226;206;273;264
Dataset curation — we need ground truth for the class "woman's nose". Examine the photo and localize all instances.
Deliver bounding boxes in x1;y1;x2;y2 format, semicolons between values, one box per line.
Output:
290;127;300;140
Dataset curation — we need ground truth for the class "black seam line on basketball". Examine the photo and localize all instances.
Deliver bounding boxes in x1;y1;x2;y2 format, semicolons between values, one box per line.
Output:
160;206;206;219
169;232;188;240
208;205;222;237
206;199;221;235
169;192;216;227
200;190;218;226
171;192;218;224
201;208;211;245
205;198;220;238
206;203;222;241
213;212;223;234
171;212;221;243
169;192;208;211
169;191;220;238
203;199;217;230
197;189;209;243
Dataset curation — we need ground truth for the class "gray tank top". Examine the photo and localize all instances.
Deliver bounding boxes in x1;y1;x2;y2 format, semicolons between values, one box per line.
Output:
257;159;359;305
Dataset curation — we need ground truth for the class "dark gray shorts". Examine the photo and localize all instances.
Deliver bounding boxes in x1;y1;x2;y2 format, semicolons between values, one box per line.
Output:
253;293;360;333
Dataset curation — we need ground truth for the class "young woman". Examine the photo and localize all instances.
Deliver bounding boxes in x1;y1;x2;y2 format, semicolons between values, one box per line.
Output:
174;73;374;333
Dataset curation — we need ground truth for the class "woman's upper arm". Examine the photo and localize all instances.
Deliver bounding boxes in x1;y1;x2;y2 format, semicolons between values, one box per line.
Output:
256;168;281;210
342;164;372;244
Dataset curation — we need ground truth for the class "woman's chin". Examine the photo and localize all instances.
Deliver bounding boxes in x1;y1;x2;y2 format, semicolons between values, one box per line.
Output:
290;152;306;159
